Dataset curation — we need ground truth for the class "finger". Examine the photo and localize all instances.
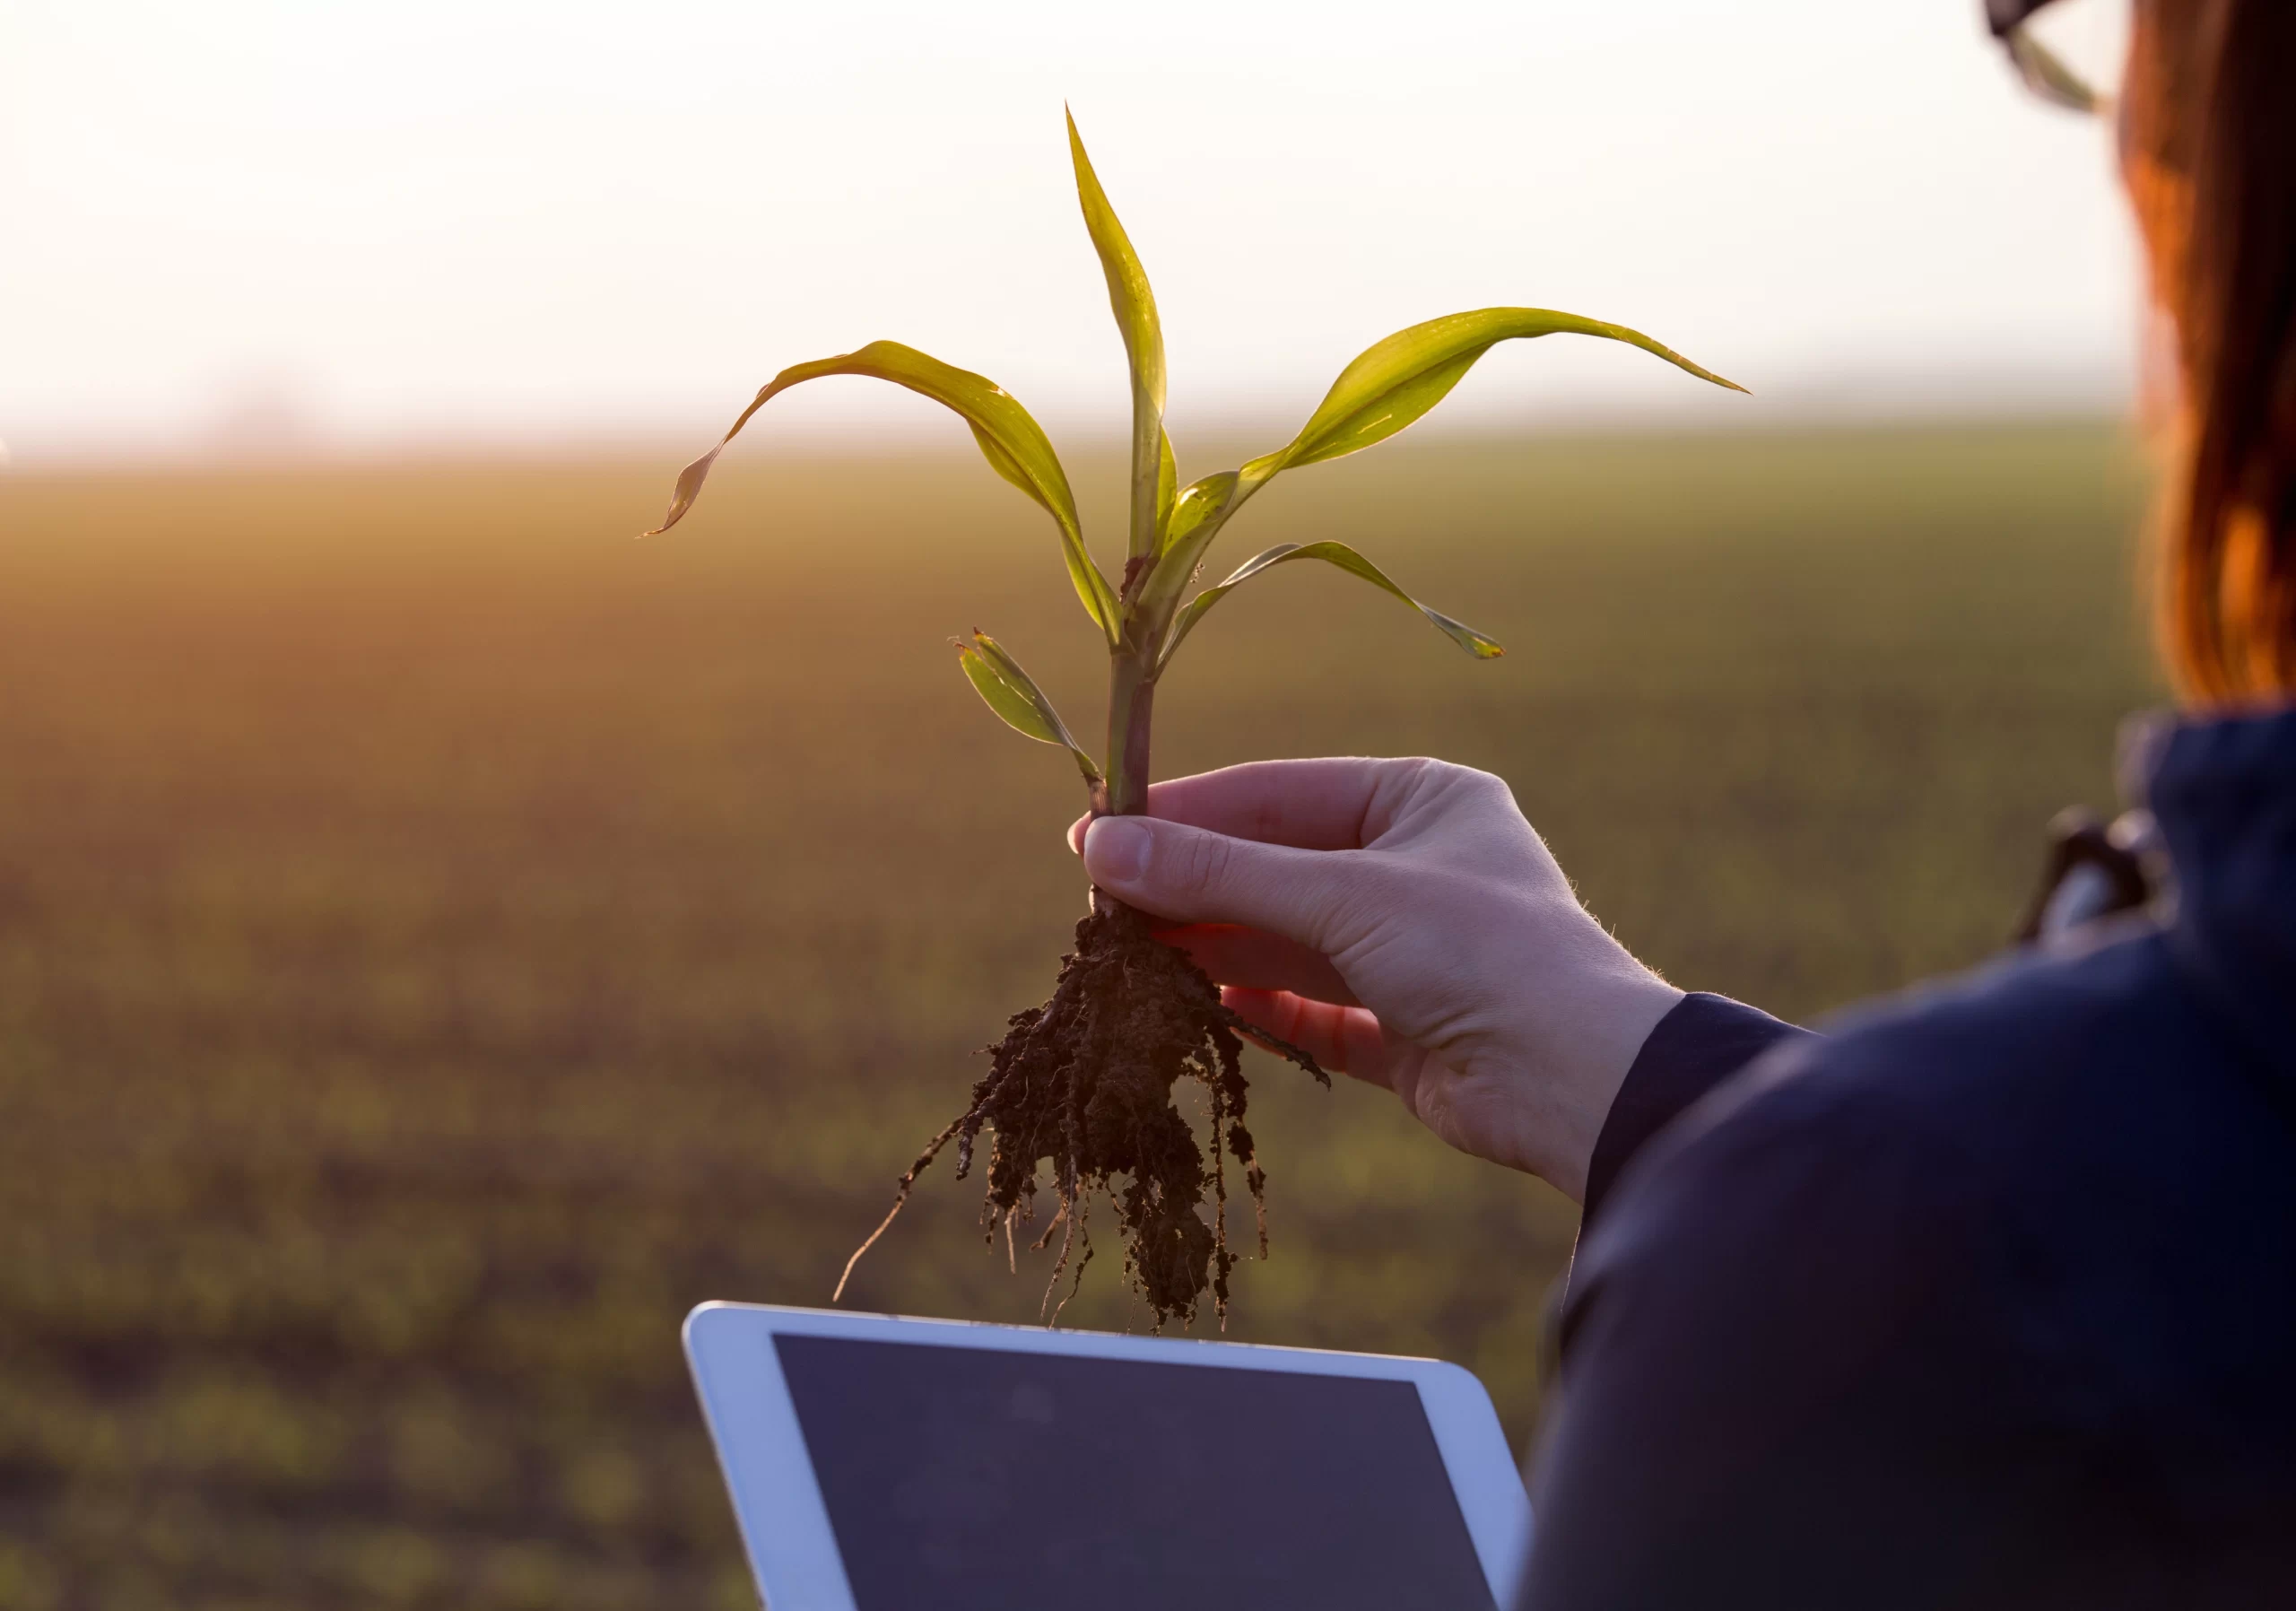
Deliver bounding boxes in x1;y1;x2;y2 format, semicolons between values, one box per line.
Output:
1221;988;1406;1091
1082;814;1370;950
1068;758;1430;854
1152;923;1358;1006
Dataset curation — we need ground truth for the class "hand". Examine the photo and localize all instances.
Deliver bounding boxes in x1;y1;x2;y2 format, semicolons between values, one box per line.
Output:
1072;758;1682;1203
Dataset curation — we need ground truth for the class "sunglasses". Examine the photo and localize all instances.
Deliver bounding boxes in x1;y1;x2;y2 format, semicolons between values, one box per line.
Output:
1987;0;2128;114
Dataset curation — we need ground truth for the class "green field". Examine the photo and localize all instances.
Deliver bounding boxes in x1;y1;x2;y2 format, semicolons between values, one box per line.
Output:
0;423;2154;1607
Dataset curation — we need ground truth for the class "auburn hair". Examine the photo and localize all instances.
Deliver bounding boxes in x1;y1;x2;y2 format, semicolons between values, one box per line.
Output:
2134;0;2296;702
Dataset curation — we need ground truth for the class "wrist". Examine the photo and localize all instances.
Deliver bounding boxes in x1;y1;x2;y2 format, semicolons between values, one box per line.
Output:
1490;962;1683;1202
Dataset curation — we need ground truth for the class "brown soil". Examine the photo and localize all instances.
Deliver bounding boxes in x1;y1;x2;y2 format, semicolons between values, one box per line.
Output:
833;900;1326;1328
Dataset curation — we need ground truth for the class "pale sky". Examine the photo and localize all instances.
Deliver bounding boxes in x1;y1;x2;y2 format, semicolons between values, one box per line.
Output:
0;0;2140;462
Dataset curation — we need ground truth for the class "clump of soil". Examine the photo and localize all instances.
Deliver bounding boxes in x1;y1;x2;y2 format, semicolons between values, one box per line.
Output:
833;899;1325;1328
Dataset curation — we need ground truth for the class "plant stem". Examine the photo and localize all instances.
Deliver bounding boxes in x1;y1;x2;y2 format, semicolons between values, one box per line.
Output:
1104;649;1156;817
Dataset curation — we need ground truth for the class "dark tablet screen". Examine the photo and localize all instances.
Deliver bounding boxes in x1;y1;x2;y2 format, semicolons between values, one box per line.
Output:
772;1334;1499;1611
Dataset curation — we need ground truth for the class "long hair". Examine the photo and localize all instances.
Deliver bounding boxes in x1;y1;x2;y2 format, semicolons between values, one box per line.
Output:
2140;0;2296;702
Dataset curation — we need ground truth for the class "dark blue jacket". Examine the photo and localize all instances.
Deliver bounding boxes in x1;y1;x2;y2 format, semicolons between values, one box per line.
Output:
1516;706;2296;1608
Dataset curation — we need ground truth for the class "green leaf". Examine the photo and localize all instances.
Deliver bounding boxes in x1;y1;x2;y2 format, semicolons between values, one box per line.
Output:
1160;541;1503;673
1160;471;1238;559
645;340;1120;644
1155;431;1178;548
1067;109;1172;563
1133;309;1743;639
956;631;1103;785
1132;469;1239;631
1238;308;1746;495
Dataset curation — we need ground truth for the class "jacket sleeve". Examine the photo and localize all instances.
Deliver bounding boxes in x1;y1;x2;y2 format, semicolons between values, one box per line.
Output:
1581;993;1813;1230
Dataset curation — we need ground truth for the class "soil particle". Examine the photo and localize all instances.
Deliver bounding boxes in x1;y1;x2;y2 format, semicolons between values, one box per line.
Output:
835;900;1325;1328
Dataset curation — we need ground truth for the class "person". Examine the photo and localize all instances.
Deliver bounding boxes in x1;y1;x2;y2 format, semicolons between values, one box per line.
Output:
1071;2;2296;1603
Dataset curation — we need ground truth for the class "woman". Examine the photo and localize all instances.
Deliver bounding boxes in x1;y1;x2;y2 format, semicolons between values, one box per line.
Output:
1074;2;2295;1603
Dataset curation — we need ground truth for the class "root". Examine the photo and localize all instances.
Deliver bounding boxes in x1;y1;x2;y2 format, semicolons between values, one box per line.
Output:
833;900;1323;1328
1042;1195;1091;1328
1029;1197;1068;1252
831;1111;967;1303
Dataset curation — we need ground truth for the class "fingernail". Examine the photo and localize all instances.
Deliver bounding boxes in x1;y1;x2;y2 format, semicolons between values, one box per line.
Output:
1083;815;1151;884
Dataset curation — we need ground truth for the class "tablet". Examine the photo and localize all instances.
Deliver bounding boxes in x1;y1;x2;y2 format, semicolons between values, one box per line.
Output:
684;1302;1531;1610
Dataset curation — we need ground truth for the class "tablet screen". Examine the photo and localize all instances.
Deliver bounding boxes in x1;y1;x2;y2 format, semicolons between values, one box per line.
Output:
773;1334;1500;1611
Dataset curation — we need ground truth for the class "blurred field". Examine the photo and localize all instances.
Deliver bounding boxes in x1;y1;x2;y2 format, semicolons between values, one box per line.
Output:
0;422;2153;1608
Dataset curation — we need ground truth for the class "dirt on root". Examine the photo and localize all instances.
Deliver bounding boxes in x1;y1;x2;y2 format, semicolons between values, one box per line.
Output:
835;899;1326;1328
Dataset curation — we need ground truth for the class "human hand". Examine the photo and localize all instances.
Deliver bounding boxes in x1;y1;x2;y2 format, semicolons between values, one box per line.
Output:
1072;759;1682;1203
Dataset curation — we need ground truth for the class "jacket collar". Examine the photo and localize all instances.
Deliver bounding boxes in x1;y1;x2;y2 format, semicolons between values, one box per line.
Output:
2143;703;2296;1085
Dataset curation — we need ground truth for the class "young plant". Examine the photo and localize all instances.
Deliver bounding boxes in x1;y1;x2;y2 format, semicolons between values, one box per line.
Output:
649;113;1742;1329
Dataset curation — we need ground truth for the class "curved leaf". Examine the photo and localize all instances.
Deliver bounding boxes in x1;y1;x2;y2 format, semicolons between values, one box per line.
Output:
1160;471;1238;559
1133;469;1239;630
1067;109;1173;562
956;631;1102;785
1239;308;1746;495
646;340;1120;644
1159;541;1502;673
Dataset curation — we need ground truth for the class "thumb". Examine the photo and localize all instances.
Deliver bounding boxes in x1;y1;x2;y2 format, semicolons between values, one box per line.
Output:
1082;814;1358;952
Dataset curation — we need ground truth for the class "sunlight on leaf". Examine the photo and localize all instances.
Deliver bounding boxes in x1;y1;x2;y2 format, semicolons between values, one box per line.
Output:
1134;470;1240;628
1068;109;1173;563
957;631;1103;784
1155;431;1178;549
1159;471;1238;559
645;340;1120;644
1134;309;1741;652
1158;540;1503;672
1238;308;1745;498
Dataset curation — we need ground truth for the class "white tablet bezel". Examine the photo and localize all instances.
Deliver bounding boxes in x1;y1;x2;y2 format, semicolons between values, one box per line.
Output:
683;1301;1532;1609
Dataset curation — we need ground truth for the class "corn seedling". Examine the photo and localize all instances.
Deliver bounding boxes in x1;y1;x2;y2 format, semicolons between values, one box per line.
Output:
649;112;1743;1328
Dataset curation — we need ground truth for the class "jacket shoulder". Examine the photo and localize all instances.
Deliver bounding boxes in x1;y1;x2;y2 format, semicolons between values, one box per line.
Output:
1633;919;2213;1193
1572;919;2275;1395
1801;917;2203;1109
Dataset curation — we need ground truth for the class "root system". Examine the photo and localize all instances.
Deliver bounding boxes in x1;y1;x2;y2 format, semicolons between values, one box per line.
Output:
833;899;1326;1328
